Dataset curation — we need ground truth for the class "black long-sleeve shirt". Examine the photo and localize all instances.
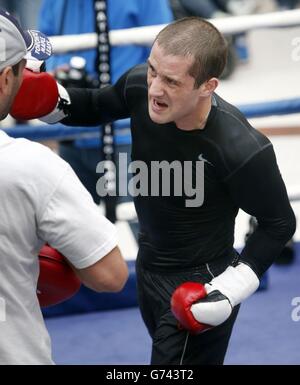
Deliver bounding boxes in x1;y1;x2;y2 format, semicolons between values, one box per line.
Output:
62;64;296;277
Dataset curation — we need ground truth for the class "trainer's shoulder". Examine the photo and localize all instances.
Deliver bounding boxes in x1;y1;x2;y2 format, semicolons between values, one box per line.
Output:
211;94;272;177
0;137;70;207
13;138;69;179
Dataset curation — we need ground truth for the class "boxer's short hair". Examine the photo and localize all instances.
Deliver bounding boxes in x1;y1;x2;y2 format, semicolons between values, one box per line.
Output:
154;17;228;88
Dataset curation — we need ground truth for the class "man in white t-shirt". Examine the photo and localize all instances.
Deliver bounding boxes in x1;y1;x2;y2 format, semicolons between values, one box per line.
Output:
0;10;128;365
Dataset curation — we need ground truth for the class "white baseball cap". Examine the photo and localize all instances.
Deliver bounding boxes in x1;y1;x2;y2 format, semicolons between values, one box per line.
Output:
0;9;52;72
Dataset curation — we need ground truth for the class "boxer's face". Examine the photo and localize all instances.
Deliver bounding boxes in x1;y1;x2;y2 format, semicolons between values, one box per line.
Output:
147;42;207;129
0;59;26;120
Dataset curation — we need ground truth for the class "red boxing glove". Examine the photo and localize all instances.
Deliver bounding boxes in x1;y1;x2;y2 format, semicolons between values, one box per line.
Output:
171;264;260;335
10;68;59;120
37;245;81;308
171;282;211;334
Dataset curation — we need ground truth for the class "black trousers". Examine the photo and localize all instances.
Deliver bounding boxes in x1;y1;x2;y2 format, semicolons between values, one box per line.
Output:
136;252;240;365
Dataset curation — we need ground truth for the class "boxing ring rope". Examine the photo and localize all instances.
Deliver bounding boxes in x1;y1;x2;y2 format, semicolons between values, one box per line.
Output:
4;98;300;141
49;9;300;51
4;100;300;203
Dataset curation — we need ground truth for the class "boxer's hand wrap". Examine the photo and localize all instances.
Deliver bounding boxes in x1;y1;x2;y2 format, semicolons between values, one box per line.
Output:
171;263;259;334
10;60;70;123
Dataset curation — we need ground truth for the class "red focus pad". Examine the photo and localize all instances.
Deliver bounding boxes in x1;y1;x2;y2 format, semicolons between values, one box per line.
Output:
171;282;210;334
37;245;81;308
10;69;59;120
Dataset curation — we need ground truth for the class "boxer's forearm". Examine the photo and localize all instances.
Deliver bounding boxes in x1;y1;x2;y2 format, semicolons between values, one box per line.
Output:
226;145;296;277
62;84;129;127
10;62;130;126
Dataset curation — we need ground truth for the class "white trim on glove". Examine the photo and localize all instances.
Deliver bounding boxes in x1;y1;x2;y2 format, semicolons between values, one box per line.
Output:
191;296;232;326
190;263;260;327
205;263;260;307
40;83;71;124
26;59;45;73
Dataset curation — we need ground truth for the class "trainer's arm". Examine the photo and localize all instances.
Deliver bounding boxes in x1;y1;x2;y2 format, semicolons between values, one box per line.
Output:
73;246;128;293
37;160;129;294
225;144;296;277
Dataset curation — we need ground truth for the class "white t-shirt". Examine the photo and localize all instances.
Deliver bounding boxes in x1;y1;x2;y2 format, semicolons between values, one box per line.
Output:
0;131;118;365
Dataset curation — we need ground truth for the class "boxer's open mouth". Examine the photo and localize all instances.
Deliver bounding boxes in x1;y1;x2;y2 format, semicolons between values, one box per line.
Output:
152;98;168;111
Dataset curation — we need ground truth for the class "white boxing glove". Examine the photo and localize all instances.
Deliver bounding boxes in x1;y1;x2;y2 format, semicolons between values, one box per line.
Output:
190;263;260;327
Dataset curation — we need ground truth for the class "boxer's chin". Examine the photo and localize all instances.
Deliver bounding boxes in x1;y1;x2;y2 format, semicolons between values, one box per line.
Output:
148;104;170;125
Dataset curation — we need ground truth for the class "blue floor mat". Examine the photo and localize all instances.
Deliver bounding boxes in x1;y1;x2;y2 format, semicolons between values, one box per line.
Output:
45;243;300;365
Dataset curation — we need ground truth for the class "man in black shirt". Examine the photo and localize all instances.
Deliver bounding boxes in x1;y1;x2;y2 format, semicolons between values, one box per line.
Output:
13;17;296;365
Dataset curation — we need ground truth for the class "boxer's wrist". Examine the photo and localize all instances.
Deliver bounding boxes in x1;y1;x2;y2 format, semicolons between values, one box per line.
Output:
39;83;71;124
204;263;260;307
172;263;260;334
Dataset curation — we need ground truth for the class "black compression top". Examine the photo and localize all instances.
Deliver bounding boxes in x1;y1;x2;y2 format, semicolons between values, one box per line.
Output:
63;64;296;276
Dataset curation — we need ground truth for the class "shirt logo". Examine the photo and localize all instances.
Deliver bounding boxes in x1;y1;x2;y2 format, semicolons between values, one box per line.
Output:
198;154;214;167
